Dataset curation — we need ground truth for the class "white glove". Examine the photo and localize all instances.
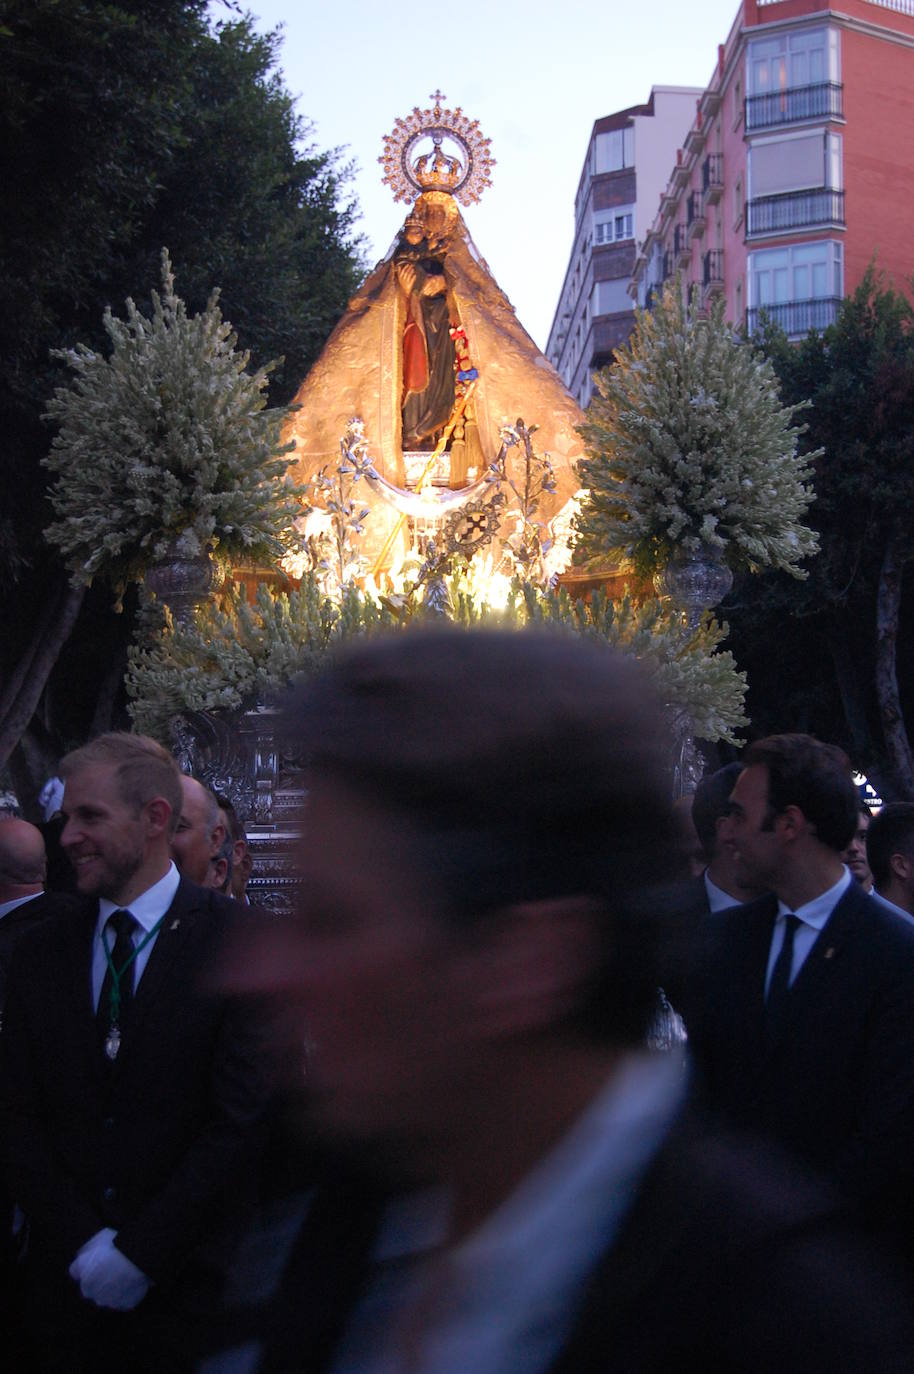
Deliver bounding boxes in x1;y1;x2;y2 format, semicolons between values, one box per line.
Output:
69;1227;150;1310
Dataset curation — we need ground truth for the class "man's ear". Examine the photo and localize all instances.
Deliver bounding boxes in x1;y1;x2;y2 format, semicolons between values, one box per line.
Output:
145;796;172;840
890;852;911;883
777;804;807;842
452;896;601;1041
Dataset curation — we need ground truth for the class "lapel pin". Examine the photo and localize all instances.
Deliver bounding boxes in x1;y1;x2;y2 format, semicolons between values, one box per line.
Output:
824;946;836;959
170;919;181;931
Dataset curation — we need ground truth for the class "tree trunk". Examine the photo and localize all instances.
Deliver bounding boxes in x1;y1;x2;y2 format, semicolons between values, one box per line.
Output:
825;621;877;766
0;581;61;728
874;532;914;799
89;642;129;737
0;583;86;775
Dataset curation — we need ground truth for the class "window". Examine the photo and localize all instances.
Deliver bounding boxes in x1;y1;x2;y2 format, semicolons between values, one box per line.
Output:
733;75;743;129
749;131;842;197
749;240;843;308
592;278;633;316
594;126;635;173
747;26;838;96
734;174;744;228
594;205;635;244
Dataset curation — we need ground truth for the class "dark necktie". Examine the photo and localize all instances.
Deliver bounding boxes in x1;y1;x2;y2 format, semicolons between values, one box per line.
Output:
766;913;800;1032
97;908;137;1044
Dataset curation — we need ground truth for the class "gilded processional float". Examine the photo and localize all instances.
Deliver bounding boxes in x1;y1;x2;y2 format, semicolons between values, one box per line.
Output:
282;92;585;588
181;96;602;909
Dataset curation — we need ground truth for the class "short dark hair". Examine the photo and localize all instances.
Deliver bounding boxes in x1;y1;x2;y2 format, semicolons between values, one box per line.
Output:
866;803;914;888
283;628;683;1048
692;762;743;859
214;792;246;845
742;734;858;852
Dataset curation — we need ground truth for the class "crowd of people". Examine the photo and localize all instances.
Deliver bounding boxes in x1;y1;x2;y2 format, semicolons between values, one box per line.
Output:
1;627;914;1372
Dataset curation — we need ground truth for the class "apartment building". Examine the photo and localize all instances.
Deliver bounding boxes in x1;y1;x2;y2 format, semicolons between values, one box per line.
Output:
545;88;701;408
632;0;914;337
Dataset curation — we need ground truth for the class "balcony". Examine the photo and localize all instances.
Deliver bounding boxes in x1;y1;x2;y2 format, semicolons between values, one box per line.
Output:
702;153;723;205
745;81;844;132
746;296;842;337
662;249;673;281
673;222;690;265
747;188;845;236
687;190;706;239
702;250;724;294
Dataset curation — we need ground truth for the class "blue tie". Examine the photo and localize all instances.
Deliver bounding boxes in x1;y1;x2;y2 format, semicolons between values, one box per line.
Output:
766;913;799;1033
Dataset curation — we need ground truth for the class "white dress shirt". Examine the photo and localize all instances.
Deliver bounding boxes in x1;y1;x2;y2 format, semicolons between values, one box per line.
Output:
764;866;852;998
704;870;744;912
91;862;180;1010
0;892;43;920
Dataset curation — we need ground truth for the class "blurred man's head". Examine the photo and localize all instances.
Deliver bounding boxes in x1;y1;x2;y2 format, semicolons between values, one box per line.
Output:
0;818;47;902
867;803;914;915
233;630;682;1163
171;776;226;886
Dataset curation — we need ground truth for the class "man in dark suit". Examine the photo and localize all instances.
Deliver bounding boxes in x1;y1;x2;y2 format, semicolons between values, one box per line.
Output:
691;762;767;912
685;733;914;1257
0;817;53;1015
207;634;914;1374
1;733;271;1373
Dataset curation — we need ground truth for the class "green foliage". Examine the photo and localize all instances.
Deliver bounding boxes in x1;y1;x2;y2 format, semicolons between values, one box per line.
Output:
123;16;364;401
126;576;399;740
127;570;746;751
754;267;914;610
731;268;914;781
42;252;301;591
508;585;746;746
574;282;819;579
0;0;362;764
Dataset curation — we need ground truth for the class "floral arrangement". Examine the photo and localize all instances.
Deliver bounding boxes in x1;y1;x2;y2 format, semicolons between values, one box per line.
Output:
574;282;820;580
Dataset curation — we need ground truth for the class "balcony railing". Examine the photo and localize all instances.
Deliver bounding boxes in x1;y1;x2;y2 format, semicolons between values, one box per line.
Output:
687;190;706;237
747;188;845;235
745;81;843;131
702;153;723;203
703;250;724;290
746;297;842;337
673;223;690;262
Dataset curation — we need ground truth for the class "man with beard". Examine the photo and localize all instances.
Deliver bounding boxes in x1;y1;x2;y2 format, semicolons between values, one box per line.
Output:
1;733;270;1373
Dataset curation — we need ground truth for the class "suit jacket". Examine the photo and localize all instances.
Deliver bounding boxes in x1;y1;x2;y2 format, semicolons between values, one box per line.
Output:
221;1108;914;1374
0;878;272;1298
0;890;75;1019
682;879;914;1233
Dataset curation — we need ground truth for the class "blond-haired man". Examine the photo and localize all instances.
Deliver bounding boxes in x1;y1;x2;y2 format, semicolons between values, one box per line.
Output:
1;733;270;1373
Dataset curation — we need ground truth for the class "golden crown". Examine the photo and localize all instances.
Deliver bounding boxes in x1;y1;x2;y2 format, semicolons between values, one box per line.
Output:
379;92;495;207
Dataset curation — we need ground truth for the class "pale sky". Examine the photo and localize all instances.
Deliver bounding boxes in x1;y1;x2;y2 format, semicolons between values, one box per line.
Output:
241;0;743;350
